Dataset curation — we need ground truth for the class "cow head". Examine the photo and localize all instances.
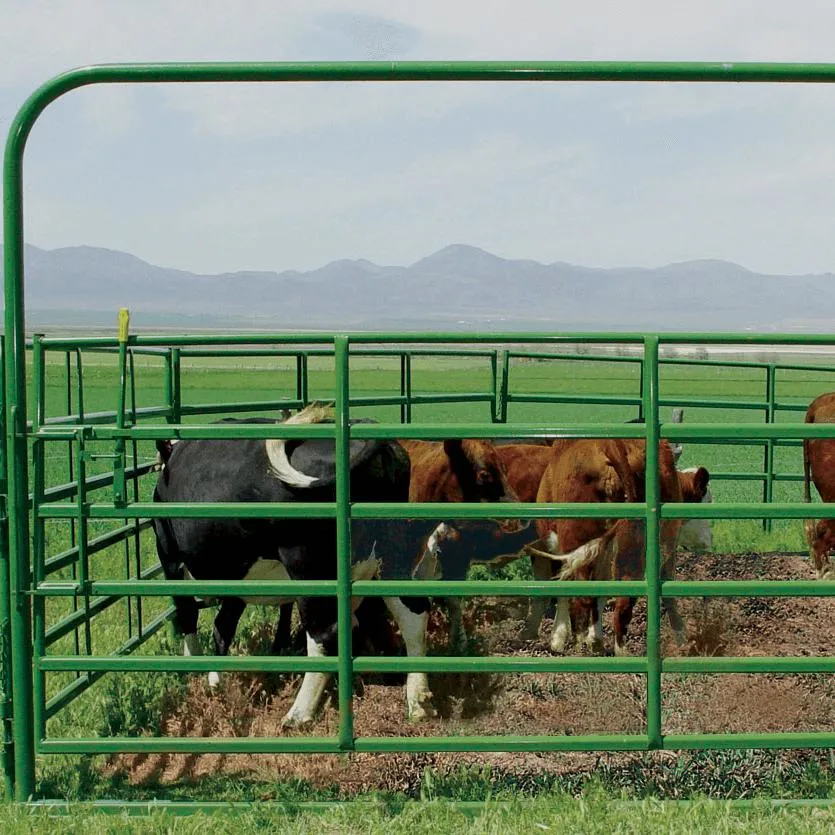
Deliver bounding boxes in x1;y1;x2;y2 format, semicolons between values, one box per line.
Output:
443;439;525;533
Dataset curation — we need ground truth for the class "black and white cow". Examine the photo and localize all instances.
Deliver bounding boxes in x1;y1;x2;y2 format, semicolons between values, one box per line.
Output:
152;406;441;727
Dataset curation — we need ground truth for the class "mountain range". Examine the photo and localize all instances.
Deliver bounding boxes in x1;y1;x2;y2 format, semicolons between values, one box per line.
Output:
2;242;833;332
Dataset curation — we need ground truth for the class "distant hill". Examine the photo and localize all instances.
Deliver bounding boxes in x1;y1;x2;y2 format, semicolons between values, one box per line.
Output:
3;242;834;332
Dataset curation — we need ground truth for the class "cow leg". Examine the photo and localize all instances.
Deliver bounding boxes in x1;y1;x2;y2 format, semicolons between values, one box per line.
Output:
549;598;572;654
662;549;686;645
383;596;436;721
269;602;295;655
662;598;686;645
582;598;605;654
613;597;635;656
208;597;246;688
521;555;553;640
281;632;332;728
445;597;467;653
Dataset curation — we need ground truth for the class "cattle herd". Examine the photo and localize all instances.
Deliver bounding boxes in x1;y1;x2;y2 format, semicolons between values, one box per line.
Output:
150;393;835;729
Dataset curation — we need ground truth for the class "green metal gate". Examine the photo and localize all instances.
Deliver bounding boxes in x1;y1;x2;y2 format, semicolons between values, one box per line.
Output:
4;61;835;808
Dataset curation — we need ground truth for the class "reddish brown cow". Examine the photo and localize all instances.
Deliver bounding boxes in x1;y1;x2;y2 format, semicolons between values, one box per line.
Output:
401;439;518;505
401;438;523;650
533;438;686;656
803;392;835;579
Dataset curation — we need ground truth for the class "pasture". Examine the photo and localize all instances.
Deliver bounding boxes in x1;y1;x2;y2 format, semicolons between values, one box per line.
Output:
16;346;834;808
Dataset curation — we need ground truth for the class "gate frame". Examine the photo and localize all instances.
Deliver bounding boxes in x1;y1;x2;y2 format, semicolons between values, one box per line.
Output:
5;60;835;806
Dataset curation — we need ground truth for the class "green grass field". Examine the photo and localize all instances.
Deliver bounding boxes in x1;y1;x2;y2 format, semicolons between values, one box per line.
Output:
10;346;835;810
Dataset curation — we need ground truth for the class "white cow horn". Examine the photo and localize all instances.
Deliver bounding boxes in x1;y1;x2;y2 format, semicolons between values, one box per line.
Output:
266;403;335;488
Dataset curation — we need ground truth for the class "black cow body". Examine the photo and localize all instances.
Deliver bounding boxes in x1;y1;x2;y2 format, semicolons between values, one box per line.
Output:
153;415;439;726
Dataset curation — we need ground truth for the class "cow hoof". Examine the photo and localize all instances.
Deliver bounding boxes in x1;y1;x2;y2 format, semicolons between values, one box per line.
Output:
584;637;605;655
280;711;316;730
614;642;631;657
407;692;437;722
549;631;570;654
520;624;541;641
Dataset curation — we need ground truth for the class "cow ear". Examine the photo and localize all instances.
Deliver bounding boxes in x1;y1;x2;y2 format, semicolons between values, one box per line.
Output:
443;439;465;460
695;466;710;497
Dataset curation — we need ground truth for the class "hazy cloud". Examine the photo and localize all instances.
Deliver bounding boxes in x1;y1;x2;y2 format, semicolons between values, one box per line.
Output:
6;1;835;278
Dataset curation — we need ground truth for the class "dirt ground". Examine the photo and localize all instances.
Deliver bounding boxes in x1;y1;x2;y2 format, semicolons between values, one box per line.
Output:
107;551;834;793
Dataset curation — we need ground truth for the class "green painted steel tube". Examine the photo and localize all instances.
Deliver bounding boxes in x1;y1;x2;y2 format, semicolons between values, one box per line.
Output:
30;337;47;747
763;364;777;532
40;419;835;443
32;578;833;598
642;337;662;749
27;329;835;347
33;579;649;598
662;657;835;673
35;730;835;756
38;734;652;756
0;335;13;798
334;336;354;749
39;655;646;674
399;352;411;423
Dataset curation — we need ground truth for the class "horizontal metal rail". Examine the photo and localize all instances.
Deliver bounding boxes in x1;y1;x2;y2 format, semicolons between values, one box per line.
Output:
35;731;835;756
32;499;835;521
36;655;835;675
30;578;835;598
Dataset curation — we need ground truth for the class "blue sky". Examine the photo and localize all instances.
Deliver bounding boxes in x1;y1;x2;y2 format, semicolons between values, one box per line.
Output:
4;1;835;276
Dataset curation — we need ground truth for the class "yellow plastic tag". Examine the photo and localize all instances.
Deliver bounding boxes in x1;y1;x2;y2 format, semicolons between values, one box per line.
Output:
117;307;130;343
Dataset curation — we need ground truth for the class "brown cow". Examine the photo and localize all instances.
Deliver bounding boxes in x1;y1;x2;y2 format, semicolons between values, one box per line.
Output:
523;459;711;647
803;392;835;579
401;439;518;505
401;438;523;650
532;438;686;656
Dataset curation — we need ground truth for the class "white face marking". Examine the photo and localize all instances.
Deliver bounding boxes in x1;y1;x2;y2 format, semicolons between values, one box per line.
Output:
281;634;330;728
383;597;436;720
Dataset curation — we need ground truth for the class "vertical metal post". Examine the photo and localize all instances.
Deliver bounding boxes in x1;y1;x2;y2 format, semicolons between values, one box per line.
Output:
399;353;412;424
296;353;309;408
333;336;354;750
113;309;129;507
171;348;182;424
4;125;36;800
74;349;85;422
497;350;509;424
490;350;499;423
0;335;15;798
31;336;46;743
763;365;776;533
75;435;92;659
128;349;142;636
65;352;80;661
642;336;662;749
637;359;646;422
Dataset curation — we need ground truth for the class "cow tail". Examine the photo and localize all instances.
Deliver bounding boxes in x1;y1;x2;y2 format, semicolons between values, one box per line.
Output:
608;440;639;504
558;525;618;581
803;415;815;547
